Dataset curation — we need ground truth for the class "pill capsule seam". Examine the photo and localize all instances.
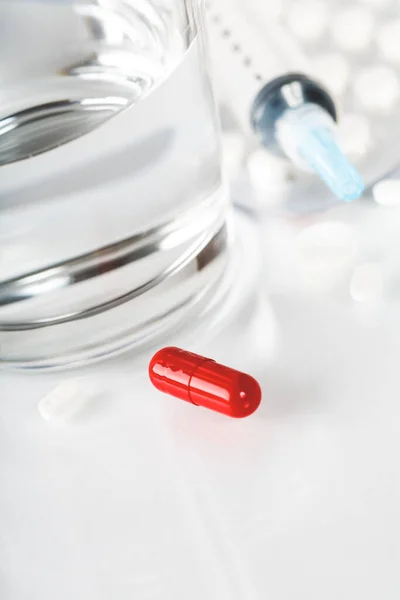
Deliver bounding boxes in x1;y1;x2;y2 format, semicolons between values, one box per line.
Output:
187;358;215;406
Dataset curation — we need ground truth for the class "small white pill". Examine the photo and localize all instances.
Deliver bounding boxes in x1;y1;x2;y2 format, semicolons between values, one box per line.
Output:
331;7;374;52
38;380;99;421
247;149;293;200
286;1;328;41
354;66;400;110
377;20;400;63
312;53;350;97
373;179;400;207
294;221;358;291
350;262;384;303
338;113;371;158
221;131;246;181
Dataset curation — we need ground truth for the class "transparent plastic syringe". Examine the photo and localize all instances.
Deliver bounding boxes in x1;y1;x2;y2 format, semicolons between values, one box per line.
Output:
206;0;364;201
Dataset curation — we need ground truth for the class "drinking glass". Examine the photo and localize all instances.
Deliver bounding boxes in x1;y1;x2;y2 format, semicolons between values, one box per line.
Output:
0;0;228;368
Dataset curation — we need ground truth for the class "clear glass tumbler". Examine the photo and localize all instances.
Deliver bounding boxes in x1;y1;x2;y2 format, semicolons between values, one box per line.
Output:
0;0;228;369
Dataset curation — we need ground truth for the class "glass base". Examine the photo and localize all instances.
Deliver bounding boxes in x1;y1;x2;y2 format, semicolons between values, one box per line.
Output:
0;212;259;371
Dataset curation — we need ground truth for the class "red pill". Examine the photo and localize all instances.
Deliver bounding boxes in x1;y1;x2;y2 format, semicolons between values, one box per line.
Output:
148;347;262;418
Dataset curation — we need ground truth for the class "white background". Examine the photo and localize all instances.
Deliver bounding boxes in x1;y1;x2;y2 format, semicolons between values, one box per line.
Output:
2;218;400;599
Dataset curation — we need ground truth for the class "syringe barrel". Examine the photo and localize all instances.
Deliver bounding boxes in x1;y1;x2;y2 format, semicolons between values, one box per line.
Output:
205;0;309;132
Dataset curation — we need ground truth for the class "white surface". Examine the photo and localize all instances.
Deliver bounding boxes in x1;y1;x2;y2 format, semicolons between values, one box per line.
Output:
354;66;400;111
311;53;350;97
338;113;371;158
286;1;328;41
331;6;374;52
2;246;400;598
360;0;391;6
349;261;384;304
293;220;358;292
247;149;292;197
221;132;246;181
378;20;400;63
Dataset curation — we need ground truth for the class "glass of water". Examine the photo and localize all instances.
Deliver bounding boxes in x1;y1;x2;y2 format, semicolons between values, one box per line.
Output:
0;0;229;369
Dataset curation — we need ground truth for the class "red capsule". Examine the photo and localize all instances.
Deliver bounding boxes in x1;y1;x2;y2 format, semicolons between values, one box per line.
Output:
148;347;262;418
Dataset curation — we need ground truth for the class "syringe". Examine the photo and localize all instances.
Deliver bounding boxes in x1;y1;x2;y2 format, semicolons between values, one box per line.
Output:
205;0;364;201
